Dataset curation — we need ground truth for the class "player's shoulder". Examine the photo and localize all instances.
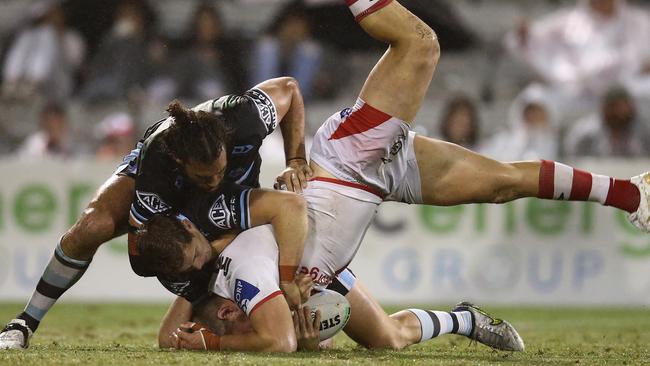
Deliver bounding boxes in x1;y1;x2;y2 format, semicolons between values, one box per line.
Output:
214;89;278;134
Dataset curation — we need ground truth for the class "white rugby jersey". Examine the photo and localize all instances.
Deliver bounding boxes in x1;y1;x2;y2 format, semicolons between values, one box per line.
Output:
210;225;282;316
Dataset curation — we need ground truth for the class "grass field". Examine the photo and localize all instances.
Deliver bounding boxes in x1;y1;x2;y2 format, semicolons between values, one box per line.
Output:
1;303;649;365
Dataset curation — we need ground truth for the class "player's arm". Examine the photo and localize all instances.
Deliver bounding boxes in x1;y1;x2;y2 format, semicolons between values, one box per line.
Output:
248;189;309;308
158;296;192;349
174;294;297;352
255;77;313;193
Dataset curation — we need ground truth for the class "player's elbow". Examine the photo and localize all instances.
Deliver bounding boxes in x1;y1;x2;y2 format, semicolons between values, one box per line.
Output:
158;332;173;349
263;333;297;353
275;76;300;95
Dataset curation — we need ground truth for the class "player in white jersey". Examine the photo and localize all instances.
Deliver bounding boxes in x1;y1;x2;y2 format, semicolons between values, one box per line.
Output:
154;223;523;352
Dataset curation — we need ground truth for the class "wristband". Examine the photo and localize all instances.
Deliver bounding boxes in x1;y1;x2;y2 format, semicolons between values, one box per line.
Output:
286;157;307;165
200;329;221;351
279;265;298;282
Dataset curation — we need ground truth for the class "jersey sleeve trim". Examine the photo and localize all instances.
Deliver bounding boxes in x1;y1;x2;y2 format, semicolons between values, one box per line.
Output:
235;162;257;185
247;88;278;135
249;290;283;316
239;189;252;230
129;204;147;225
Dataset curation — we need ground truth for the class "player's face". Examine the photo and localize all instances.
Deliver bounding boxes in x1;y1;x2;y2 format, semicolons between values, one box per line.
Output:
221;300;254;335
178;221;214;272
184;149;227;192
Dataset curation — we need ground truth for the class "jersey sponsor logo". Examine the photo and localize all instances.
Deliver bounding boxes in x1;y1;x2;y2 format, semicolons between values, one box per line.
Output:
232;145;255;155
381;132;406;164
135;191;171;213
248;89;278;132
209;194;232;230
234;278;260;312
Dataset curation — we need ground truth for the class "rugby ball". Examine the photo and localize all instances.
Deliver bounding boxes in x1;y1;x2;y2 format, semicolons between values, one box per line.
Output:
304;289;351;341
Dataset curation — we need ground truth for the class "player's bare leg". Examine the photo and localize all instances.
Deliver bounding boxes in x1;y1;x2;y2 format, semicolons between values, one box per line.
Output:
342;280;524;351
352;0;439;123
0;174;134;349
413;135;644;227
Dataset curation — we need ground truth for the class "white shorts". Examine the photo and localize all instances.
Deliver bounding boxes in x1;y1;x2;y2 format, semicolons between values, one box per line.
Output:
310;99;423;204
300;181;377;290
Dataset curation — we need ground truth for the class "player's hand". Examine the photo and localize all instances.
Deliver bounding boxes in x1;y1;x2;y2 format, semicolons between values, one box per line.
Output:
280;275;312;309
274;159;313;193
280;281;303;310
295;274;313;303
293;306;321;351
171;322;220;351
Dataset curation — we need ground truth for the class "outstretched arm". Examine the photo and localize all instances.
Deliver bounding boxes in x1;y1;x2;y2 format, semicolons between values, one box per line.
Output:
255;77;313;193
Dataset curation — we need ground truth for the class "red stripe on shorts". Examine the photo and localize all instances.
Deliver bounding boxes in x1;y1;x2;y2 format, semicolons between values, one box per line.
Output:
538;160;555;199
328;103;391;140
310;177;385;199
355;0;394;22
569;169;592;200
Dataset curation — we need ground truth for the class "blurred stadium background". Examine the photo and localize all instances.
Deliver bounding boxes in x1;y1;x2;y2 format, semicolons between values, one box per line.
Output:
2;0;650;312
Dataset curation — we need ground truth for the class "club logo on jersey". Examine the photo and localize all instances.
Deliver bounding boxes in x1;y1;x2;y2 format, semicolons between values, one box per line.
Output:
381;133;406;163
340;108;352;119
209;194;232;230
234;279;260;312
136;191;171;213
249;89;278;133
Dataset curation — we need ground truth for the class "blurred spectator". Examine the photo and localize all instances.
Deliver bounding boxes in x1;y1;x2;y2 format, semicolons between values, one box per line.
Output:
172;2;229;101
565;86;650;158
438;95;481;150
482;84;559;161
94;112;136;161
250;2;323;100
2;0;85;102
16;103;73;159
81;0;152;103
504;0;650;118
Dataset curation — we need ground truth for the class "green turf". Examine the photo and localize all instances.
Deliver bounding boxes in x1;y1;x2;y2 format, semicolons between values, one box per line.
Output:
1;303;649;365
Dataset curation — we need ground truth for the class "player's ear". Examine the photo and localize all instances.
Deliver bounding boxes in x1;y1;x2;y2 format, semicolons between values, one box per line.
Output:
180;218;194;232
217;301;241;321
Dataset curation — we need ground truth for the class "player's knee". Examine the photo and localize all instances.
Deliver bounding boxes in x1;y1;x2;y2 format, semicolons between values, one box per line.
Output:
405;25;440;71
286;193;307;214
363;331;407;350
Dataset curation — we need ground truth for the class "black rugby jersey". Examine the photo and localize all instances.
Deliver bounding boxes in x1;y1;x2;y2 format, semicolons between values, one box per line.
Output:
155;184;253;303
129;88;278;278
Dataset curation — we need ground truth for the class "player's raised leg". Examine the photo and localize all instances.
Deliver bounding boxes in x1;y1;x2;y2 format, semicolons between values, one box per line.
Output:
342;281;524;351
0;174;134;349
346;0;439;122
413;135;646;229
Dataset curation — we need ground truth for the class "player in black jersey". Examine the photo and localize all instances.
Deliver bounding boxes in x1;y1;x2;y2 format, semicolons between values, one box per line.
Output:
0;77;312;350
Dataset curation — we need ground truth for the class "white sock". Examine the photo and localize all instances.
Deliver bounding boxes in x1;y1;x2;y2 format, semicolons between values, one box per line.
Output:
408;309;473;343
